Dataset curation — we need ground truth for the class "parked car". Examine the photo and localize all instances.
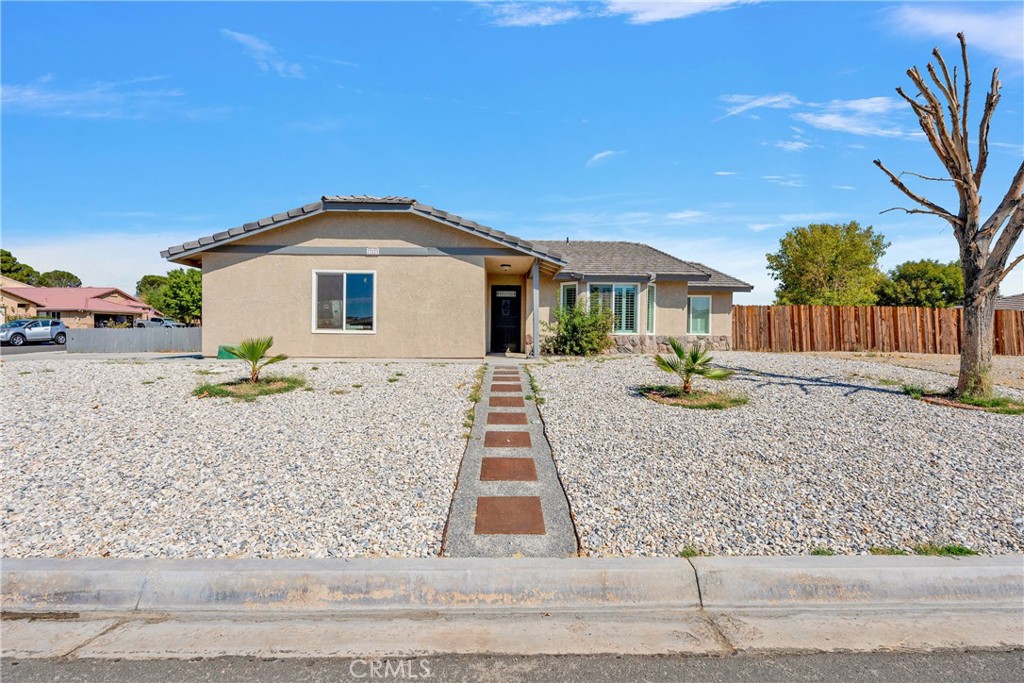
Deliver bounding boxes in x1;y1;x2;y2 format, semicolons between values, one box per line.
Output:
135;317;186;328
0;319;68;346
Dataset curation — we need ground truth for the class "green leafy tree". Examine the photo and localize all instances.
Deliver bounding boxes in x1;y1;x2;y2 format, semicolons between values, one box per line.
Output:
1;249;40;285
161;268;202;324
877;260;964;308
135;274;169;312
874;34;1023;398
223;336;287;383
654;339;734;394
37;270;82;288
766;222;889;305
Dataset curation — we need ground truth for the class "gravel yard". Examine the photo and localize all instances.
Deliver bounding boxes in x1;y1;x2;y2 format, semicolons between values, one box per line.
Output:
533;352;1024;557
2;359;476;558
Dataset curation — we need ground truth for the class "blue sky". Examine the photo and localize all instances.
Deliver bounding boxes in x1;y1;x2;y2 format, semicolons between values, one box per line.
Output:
3;1;1022;302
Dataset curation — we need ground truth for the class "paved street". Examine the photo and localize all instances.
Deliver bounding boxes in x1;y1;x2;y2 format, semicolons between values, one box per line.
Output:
3;651;1022;682
0;343;65;356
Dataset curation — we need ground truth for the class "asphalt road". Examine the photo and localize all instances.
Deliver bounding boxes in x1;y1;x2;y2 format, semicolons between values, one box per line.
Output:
3;651;1022;683
0;343;65;356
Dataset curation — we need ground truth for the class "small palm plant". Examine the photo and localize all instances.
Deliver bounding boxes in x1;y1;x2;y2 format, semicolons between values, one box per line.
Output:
223;336;288;383
654;338;734;394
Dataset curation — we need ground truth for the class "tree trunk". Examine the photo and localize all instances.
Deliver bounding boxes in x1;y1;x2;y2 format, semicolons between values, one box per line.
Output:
957;289;997;397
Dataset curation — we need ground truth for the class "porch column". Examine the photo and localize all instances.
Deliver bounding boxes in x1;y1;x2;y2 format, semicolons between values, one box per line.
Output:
532;258;540;358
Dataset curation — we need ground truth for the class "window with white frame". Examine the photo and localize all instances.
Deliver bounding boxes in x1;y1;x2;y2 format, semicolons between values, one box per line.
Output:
646;284;656;334
688;295;711;335
560;283;577;309
313;271;376;333
590;283;637;334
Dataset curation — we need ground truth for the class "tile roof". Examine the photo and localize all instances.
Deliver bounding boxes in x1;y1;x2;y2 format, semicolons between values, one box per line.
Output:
2;287;152;315
162;196;567;266
996;293;1024;311
531;240;753;290
158;196;750;291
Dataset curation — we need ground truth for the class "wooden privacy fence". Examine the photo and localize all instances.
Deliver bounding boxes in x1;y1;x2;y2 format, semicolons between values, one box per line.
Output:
732;305;1024;356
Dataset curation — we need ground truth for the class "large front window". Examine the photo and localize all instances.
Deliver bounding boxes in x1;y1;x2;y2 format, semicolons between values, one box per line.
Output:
314;271;376;333
688;295;711;335
589;283;637;334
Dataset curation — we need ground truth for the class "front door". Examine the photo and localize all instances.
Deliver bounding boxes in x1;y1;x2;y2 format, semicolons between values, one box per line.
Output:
490;286;521;353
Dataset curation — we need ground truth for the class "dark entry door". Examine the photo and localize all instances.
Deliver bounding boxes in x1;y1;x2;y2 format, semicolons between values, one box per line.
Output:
490;286;522;353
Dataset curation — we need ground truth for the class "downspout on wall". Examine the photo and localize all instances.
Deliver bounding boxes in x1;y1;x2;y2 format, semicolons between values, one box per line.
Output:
532;258;540;358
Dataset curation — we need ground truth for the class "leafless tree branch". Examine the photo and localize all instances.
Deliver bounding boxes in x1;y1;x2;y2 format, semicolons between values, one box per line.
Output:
873;159;961;226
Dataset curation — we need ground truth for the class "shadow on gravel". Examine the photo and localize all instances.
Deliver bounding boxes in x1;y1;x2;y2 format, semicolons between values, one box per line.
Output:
718;366;907;398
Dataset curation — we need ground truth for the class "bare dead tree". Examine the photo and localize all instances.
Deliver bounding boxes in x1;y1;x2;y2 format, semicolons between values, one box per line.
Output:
874;33;1024;398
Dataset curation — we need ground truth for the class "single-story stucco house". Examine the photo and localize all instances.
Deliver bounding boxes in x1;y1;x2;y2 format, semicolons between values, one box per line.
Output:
1;284;157;328
162;195;752;358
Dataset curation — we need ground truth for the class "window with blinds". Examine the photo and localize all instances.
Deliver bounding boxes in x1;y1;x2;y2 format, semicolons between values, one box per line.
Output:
613;285;637;334
688;295;711;335
561;283;577;309
589;284;637;334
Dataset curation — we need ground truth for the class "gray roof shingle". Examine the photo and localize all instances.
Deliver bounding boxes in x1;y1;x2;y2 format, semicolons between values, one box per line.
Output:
996;294;1024;311
531;240;752;290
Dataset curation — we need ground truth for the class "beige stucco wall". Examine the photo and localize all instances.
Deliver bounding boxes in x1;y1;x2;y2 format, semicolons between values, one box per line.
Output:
1;292;37;322
200;212;496;358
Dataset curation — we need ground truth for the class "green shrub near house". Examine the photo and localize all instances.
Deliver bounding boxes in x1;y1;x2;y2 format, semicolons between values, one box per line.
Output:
540;304;614;356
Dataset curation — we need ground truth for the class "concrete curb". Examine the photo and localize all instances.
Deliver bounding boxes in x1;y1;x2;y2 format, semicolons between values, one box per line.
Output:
692;556;1024;609
1;557;698;613
3;556;1020;613
3;556;1022;659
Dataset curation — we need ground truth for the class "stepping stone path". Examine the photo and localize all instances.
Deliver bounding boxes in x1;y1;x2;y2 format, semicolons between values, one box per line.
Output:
442;364;578;557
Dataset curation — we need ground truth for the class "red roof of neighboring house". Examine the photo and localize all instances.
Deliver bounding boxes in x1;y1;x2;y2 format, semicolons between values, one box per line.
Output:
2;287;154;315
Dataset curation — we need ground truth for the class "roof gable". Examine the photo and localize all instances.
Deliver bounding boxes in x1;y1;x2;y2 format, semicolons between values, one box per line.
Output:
162;196;567;267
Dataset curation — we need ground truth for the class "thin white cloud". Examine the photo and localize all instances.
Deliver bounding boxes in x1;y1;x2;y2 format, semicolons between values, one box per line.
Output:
488;3;582;27
887;4;1024;63
585;150;625;167
603;1;751;24
666;210;705;222
221;29;305;78
307;54;359;68
832;185;857;191
762;174;805;188
748;223;779;232
1;76;183;119
714;170;738;176
718;93;802;119
775;140;810;152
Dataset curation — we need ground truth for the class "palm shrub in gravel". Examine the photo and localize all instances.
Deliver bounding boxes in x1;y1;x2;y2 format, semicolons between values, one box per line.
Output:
223;336;288;383
639;339;746;409
194;336;305;401
540;304;614;356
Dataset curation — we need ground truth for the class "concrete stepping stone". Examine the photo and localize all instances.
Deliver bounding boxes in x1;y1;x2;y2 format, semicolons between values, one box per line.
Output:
480;457;538;481
442;364;578;558
475;497;546;535
484;431;531;448
487;412;528;425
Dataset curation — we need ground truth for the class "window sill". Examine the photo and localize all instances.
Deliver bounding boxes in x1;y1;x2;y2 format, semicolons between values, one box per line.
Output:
312;329;377;335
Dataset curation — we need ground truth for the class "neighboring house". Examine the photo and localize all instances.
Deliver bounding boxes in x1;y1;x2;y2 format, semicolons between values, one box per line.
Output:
0;287;157;328
162;195;752;358
995;294;1024;311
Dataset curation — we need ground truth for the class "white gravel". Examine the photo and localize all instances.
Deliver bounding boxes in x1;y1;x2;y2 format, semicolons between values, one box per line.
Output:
532;352;1024;557
2;358;476;559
